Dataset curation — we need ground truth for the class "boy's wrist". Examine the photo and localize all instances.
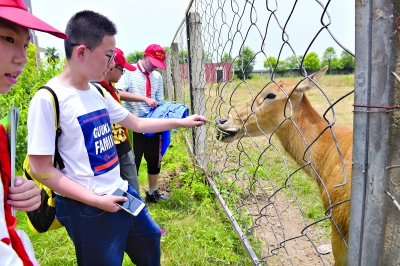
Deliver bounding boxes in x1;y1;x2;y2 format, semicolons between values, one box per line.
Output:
175;118;184;128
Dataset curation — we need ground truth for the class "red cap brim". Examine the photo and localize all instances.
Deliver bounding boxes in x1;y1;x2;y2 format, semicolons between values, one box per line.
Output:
122;62;136;71
148;56;166;70
0;6;67;39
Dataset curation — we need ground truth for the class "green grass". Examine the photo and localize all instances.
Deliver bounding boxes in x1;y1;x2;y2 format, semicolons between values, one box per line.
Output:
16;130;251;266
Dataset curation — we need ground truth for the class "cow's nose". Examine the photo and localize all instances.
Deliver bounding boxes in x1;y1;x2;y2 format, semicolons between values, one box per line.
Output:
215;118;227;124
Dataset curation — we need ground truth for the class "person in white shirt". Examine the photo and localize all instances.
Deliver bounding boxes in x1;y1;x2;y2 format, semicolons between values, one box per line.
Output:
116;44;170;203
27;10;206;265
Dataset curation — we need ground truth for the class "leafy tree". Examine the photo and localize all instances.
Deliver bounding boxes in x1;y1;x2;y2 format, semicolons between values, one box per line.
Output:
276;60;287;72
328;57;341;70
295;55;305;69
263;56;276;71
321;47;337;72
264;56;286;72
234;46;256;79
0;43;64;169
221;53;232;63
126;51;144;64
303;52;320;71
27;43;38;69
44;47;59;63
285;55;299;70
339;50;355;71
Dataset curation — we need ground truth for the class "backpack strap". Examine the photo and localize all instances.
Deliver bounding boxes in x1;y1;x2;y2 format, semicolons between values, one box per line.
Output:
37;86;65;170
89;81;106;98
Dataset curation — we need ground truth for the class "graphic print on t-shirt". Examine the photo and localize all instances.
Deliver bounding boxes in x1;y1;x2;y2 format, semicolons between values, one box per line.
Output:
77;108;118;176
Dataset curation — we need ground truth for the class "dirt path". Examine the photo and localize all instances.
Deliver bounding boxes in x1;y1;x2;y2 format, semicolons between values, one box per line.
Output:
245;191;334;265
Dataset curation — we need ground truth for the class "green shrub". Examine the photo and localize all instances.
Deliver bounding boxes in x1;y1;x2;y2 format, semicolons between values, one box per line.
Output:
0;43;63;170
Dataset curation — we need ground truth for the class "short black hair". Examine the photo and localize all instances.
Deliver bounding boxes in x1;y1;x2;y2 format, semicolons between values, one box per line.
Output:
64;10;117;59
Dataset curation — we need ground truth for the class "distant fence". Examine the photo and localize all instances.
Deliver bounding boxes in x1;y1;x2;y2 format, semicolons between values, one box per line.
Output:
161;0;400;265
252;69;354;78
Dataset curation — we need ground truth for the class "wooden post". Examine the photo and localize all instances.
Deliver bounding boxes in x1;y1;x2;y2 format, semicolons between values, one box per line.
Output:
161;52;173;101
171;43;182;102
188;12;207;168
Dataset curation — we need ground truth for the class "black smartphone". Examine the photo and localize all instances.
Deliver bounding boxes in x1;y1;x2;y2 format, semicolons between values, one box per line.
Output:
110;188;145;216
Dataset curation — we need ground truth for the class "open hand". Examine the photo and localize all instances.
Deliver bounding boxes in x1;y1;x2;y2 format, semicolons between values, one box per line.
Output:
181;114;207;128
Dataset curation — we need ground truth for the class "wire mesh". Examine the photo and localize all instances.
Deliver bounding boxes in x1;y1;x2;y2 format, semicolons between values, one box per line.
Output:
164;0;355;265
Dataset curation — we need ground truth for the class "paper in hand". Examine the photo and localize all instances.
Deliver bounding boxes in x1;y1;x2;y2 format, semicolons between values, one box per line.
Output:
8;107;19;216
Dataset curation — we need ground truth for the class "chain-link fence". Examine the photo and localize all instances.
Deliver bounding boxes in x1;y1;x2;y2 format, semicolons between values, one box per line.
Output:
160;0;400;265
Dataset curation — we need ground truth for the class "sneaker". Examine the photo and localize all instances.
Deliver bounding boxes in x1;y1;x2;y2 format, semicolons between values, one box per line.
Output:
160;228;168;237
145;190;169;203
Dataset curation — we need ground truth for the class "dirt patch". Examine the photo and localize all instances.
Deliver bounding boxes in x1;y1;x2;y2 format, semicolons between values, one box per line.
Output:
154;166;185;194
245;191;335;265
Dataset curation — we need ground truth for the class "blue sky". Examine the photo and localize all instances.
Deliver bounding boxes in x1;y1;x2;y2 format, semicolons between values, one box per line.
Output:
31;0;355;70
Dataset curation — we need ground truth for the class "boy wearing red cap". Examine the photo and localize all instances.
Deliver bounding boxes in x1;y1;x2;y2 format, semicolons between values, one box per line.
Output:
0;0;66;265
94;48;168;237
27;10;205;265
93;48;140;193
116;44;169;203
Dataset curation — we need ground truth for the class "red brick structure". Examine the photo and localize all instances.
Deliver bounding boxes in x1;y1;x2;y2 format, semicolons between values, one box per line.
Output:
179;62;233;83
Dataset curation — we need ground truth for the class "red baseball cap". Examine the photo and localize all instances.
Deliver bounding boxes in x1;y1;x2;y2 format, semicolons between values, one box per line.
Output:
145;44;166;70
0;0;67;39
114;48;136;71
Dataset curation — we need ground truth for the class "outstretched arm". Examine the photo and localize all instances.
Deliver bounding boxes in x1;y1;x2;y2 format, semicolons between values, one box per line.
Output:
119;113;206;133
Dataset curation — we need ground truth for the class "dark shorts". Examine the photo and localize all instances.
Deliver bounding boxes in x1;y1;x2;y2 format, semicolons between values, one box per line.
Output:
133;132;162;175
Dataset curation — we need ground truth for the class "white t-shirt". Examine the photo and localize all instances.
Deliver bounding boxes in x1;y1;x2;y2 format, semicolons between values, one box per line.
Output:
27;78;129;195
115;61;164;118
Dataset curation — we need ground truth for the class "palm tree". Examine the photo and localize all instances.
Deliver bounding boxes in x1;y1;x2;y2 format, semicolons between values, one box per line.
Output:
45;47;59;63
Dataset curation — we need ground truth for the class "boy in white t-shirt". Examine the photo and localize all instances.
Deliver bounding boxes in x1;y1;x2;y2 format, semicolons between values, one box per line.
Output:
27;10;206;266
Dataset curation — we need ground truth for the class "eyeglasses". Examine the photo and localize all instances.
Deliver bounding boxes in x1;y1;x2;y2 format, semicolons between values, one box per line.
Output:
115;66;125;74
86;46;116;66
68;42;116;66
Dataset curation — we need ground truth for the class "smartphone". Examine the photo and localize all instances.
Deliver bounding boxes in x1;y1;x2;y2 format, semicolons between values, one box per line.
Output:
110;188;145;216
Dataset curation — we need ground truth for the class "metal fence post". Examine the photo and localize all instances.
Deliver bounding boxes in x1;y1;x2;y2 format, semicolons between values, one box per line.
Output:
349;0;399;265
